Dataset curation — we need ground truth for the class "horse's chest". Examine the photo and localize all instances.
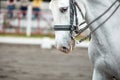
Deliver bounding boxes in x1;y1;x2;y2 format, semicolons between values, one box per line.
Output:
104;55;120;79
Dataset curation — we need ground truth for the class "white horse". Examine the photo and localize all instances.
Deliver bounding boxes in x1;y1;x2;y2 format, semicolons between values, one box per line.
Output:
49;0;120;80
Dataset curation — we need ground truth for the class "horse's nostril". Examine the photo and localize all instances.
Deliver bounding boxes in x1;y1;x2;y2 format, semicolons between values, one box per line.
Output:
62;46;67;50
58;46;70;53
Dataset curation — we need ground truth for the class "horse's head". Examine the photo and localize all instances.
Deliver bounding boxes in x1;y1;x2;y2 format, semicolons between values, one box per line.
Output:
49;0;85;53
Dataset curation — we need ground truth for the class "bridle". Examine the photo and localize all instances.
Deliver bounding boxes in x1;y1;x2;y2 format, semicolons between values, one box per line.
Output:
54;0;85;31
54;0;120;43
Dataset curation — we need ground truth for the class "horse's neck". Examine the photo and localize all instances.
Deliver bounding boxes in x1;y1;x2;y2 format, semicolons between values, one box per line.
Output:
79;0;120;51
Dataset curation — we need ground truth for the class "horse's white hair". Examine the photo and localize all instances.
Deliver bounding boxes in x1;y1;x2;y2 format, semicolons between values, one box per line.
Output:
49;0;120;80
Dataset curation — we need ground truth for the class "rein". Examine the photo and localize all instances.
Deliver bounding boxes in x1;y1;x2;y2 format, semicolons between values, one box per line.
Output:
79;0;120;42
54;0;120;43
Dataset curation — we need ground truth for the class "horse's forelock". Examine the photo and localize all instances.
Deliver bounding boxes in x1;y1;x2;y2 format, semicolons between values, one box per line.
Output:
50;0;69;8
49;0;58;10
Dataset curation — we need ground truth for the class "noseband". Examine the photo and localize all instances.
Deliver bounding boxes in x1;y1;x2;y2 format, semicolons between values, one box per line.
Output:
54;0;120;43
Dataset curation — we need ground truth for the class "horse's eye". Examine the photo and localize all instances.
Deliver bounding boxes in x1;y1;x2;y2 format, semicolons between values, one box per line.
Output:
59;7;68;13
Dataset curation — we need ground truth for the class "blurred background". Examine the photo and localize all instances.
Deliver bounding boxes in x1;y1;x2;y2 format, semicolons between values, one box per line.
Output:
0;0;53;37
0;0;92;80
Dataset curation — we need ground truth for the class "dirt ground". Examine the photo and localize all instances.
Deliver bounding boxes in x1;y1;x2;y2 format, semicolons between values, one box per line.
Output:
0;44;93;80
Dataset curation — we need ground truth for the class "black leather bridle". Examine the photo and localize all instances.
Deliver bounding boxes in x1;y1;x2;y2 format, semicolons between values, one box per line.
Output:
54;0;85;31
54;0;120;43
